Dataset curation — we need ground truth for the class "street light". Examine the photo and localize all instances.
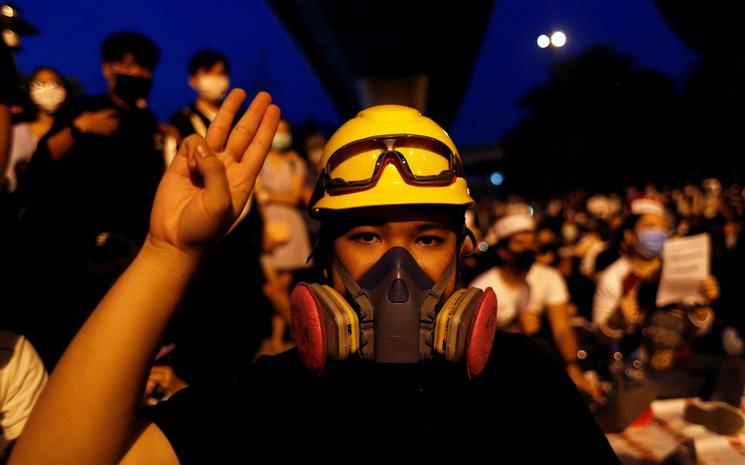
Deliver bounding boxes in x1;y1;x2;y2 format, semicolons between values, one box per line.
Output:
550;31;567;47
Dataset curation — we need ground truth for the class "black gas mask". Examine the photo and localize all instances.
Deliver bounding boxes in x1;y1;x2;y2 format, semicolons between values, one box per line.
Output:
509;249;536;273
290;247;498;378
113;73;152;109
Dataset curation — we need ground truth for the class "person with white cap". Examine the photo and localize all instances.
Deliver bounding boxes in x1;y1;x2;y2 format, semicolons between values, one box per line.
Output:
593;196;745;435
470;207;603;402
593;196;715;339
469;209;533;332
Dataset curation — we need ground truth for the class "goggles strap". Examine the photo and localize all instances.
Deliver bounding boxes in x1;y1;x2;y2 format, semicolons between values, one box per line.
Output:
463;227;478;257
331;256;375;357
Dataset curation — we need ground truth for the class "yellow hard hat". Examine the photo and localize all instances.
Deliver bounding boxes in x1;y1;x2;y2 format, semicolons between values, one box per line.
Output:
310;105;473;217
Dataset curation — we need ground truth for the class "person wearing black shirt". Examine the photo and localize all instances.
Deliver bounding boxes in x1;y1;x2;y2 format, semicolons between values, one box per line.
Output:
9;91;619;465
12;32;164;368
32;31;163;241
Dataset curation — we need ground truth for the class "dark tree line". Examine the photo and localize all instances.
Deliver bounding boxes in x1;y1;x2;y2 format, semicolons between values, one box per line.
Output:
500;44;745;197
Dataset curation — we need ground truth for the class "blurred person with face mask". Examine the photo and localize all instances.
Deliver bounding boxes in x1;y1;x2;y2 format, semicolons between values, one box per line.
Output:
469;211;534;333
254;118;312;355
3;67;67;193
155;50;274;392
163;50;235;169
169;49;230;142
471;210;603;402
593;197;745;435
12;32;164;368
27;31;163;242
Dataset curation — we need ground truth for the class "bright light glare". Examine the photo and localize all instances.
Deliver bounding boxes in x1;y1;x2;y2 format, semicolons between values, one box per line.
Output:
537;34;550;48
551;31;567;47
489;171;504;186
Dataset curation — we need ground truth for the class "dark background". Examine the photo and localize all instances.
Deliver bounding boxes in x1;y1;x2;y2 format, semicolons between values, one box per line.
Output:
13;0;745;196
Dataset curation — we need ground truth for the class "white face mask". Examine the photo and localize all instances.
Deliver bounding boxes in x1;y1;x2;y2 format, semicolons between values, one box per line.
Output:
30;86;67;113
272;132;293;151
195;75;229;103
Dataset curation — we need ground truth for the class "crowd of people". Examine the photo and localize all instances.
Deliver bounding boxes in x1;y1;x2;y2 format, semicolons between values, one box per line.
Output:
1;5;745;464
463;183;745;435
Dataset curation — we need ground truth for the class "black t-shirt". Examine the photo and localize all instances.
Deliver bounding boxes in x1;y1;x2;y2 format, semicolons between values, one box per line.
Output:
169;104;210;139
146;332;620;464
27;94;163;242
164;199;273;385
11;95;164;368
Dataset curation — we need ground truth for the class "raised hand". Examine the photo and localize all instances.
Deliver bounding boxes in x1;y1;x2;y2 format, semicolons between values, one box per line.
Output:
148;89;280;254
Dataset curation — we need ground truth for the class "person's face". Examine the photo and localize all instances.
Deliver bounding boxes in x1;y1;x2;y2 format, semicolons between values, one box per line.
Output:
504;230;537;255
497;230;537;273
102;53;152;88
29;68;66;114
624;213;667;253
331;206;460;298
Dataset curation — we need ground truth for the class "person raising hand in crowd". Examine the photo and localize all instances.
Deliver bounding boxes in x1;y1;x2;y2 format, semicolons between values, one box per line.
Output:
10;93;617;465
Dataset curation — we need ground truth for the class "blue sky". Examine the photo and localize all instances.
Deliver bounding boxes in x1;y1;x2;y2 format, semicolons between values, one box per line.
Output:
15;0;699;147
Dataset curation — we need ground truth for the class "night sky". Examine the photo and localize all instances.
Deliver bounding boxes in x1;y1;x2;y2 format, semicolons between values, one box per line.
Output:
15;0;699;148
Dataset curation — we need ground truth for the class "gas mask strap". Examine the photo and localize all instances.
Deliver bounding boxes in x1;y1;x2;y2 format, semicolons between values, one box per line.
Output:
330;256;374;320
420;254;457;321
331;256;376;358
418;254;457;358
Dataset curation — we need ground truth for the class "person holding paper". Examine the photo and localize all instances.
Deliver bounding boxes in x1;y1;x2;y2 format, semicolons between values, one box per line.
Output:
593;197;745;435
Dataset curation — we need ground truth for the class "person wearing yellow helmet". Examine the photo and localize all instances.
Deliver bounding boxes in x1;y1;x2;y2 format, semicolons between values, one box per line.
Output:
293;105;497;375
11;92;619;464
308;104;472;214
